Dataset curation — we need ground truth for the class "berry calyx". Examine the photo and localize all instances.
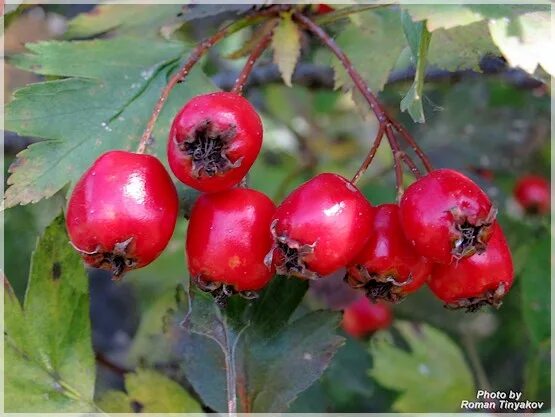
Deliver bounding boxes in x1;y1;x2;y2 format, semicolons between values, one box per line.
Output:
399;168;496;264
345;204;432;303
268;173;374;279
66;150;179;278
514;175;550;215
342;297;392;338
186;188;276;300
428;223;514;311
167;92;263;193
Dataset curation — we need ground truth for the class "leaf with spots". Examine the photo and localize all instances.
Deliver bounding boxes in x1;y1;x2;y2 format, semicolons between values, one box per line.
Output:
172;276;344;412
97;369;202;413
4;37;215;208
369;321;475;412
4;214;96;412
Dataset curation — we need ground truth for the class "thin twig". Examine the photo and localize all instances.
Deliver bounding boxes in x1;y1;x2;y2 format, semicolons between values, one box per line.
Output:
385;125;404;199
137;7;284;154
351;124;385;185
231;21;277;95
294;13;433;181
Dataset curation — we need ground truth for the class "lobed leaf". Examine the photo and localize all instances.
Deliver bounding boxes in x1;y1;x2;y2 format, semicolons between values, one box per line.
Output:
369;321;475;412
272;13;302;87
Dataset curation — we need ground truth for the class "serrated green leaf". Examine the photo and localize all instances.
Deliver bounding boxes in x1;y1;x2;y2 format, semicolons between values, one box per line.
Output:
66;4;183;38
332;10;405;93
97;369;202;413
272;14;301;87
4;214;96;412
521;235;550;346
400;12;431;123
177;277;344;412
370;321;475;412
489;11;554;76
4;37;215;208
427;22;499;71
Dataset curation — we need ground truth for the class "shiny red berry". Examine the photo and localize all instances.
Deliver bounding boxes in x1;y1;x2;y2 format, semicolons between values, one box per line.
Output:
167;92;263;193
186;188;276;295
428;223;514;311
66;150;179;277
342;297;392;338
514;175;550;215
399;169;496;264
268;173;374;279
346;204;432;303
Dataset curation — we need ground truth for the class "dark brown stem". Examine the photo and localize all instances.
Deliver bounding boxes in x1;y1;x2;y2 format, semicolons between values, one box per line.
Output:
137;7;285;154
294;13;433;180
385;124;404;199
351;124;385;185
231;21;276;95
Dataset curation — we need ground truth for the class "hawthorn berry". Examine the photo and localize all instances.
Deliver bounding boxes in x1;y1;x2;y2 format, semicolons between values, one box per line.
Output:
186;188;276;297
514;175;550;215
66;150;179;277
428;223;514;311
167;92;263;193
342;297;392;338
346;204;432;303
399;168;496;264
268;173;374;279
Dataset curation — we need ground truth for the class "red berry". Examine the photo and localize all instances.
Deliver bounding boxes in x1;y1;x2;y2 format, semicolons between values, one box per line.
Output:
342;297;392;338
167;92;263;193
399;169;496;264
186;188;276;294
346;204;432;302
514;175;550;215
315;4;335;14
268;173;374;279
66;150;178;277
428;223;514;310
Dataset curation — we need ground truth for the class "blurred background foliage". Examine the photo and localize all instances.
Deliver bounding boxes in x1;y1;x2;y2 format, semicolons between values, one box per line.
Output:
3;3;551;413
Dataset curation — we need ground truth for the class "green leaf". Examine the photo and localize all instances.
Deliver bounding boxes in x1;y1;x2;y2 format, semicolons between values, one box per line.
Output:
520;235;550;346
332;10;406;93
97;369;202;413
4;214;96;412
5;37;214;208
66;4;183;38
370;321;475;412
400;12;431;123
176;276;344;412
272;13;301;87
427;22;499;71
489;10;554;76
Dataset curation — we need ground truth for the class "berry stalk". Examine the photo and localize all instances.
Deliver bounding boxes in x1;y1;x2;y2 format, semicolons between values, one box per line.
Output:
351;124;384;185
293;13;433;179
231;21;277;95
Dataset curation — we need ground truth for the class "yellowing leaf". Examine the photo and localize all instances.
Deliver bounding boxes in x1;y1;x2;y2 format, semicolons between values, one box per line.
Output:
272;14;301;87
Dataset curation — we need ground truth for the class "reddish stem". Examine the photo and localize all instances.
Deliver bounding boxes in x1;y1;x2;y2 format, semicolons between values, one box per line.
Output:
293;13;433;179
351;124;385;185
385;124;404;199
231;22;276;95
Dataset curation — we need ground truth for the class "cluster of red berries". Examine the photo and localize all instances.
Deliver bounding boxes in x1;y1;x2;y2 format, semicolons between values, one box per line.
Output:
66;91;516;312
